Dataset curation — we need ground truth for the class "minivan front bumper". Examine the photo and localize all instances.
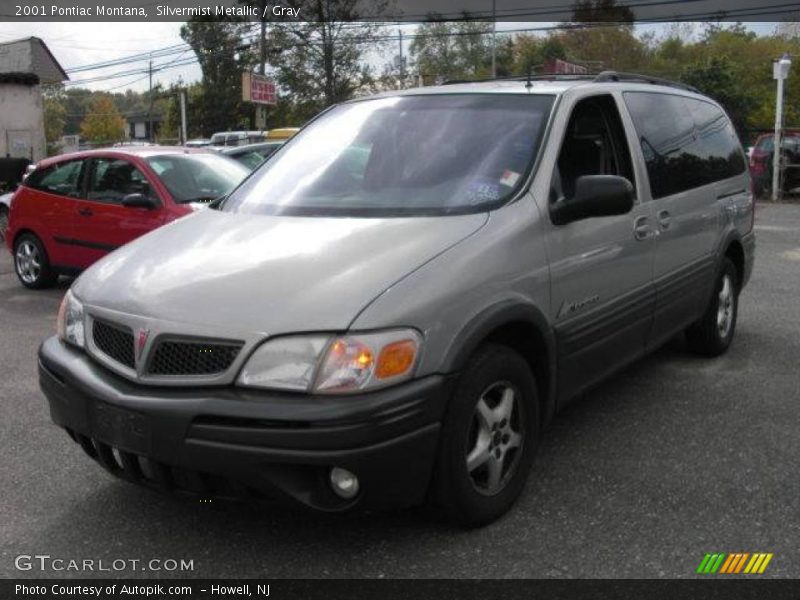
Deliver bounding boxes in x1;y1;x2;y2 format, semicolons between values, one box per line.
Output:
38;336;453;512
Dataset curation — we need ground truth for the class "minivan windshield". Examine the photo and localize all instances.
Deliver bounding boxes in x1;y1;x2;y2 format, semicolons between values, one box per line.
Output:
222;94;555;217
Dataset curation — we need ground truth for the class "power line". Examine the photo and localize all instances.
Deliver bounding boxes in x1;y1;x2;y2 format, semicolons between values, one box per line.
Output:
56;0;787;77
57;9;796;90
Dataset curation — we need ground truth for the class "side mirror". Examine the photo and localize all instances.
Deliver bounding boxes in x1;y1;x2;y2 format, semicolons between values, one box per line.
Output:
121;193;158;210
550;175;634;226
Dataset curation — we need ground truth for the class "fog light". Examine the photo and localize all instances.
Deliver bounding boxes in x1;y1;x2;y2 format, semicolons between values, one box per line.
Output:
329;467;359;499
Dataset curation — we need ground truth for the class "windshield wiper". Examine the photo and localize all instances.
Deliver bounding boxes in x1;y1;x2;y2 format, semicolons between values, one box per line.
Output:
208;194;228;210
180;195;221;205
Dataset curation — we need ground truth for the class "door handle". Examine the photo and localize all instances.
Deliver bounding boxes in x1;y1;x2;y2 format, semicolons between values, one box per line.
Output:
633;216;652;241
657;210;671;230
77;207;93;217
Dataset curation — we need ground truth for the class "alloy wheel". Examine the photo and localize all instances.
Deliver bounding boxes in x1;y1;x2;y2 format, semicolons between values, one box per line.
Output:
716;274;734;339
465;381;525;496
15;240;42;285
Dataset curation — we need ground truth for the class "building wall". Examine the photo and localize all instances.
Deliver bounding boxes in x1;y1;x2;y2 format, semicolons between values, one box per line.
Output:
0;83;46;162
0;37;65;85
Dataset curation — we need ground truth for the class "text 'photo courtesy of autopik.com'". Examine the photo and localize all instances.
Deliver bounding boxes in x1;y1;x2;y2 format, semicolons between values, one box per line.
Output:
0;0;799;597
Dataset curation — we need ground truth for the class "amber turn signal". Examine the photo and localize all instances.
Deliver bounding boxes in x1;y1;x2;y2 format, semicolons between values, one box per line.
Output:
375;339;417;379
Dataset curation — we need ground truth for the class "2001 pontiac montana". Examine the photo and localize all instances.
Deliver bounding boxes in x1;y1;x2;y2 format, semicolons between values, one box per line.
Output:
39;72;754;525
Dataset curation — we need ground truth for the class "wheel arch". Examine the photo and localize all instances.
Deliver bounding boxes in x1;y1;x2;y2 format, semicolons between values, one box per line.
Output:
13;227;45;250
724;238;745;287
441;301;557;427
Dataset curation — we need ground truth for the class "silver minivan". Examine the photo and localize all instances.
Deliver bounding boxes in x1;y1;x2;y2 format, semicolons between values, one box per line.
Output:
40;73;754;525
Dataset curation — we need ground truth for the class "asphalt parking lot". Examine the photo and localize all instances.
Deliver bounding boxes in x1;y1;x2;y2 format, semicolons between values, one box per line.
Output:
1;202;799;579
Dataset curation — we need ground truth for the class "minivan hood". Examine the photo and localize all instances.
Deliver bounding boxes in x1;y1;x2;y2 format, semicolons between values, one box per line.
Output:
73;209;487;334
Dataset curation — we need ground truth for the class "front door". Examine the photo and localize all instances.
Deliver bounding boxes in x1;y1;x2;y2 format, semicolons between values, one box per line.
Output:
545;93;656;402
69;157;166;268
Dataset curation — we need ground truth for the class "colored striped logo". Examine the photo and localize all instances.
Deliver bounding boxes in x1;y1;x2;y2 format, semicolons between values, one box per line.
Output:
696;553;773;574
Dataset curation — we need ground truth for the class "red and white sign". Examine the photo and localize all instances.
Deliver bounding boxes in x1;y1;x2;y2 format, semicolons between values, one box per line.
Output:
242;72;277;105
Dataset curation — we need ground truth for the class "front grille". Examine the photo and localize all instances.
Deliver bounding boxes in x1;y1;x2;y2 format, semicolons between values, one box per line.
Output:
92;320;135;369
147;340;242;376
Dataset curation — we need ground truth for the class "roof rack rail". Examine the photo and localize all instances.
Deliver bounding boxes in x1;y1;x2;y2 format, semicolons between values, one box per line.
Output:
442;73;597;86
593;71;699;93
441;71;699;93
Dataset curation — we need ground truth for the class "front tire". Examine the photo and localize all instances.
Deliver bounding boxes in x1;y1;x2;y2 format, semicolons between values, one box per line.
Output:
686;257;739;356
432;344;539;526
14;233;58;289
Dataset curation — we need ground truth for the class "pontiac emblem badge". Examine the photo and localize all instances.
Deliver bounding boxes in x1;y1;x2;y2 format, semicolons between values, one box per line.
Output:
136;329;150;362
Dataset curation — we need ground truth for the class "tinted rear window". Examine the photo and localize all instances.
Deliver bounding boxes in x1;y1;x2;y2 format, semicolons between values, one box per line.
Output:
623;92;746;199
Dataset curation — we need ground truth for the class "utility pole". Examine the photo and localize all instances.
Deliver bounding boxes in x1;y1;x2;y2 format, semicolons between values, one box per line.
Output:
398;29;404;89
179;89;187;145
258;0;268;131
491;0;496;78
147;59;154;143
772;53;792;201
260;2;267;75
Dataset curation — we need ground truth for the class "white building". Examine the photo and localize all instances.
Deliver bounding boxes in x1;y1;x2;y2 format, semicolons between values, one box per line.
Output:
0;37;68;163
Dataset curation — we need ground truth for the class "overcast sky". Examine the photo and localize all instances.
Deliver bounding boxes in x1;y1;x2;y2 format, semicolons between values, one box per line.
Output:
0;21;780;94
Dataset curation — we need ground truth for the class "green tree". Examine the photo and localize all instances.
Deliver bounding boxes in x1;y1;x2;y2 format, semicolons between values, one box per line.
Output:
164;81;205;140
181;19;253;135
410;20;497;83
79;94;126;144
42;88;66;155
265;0;388;121
549;25;648;72
681;57;757;139
512;34;567;75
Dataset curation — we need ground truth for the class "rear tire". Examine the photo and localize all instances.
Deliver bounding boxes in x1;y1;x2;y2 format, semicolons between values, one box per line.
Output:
432;344;539;527
686;257;739;357
14;232;58;289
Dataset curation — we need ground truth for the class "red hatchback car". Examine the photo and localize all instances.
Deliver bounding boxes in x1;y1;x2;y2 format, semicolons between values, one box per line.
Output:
5;147;249;288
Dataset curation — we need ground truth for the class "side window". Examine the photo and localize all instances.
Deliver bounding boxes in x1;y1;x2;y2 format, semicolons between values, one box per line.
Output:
623;92;696;199
624;92;745;199
685;98;746;183
553;95;635;200
87;158;154;204
26;159;85;197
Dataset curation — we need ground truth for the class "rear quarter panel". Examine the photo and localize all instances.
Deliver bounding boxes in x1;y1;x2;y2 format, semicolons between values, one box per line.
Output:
5;187;63;260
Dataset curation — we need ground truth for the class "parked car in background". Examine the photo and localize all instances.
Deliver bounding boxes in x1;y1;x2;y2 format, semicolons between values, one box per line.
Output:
265;127;300;142
210;131;266;147
749;131;800;197
0;159;35;242
221;141;284;170
186;139;212;148
5;147;249;288
38;74;753;525
0;190;11;242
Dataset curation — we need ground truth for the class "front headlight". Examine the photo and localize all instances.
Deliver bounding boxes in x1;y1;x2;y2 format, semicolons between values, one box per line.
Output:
236;329;421;394
56;290;85;348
